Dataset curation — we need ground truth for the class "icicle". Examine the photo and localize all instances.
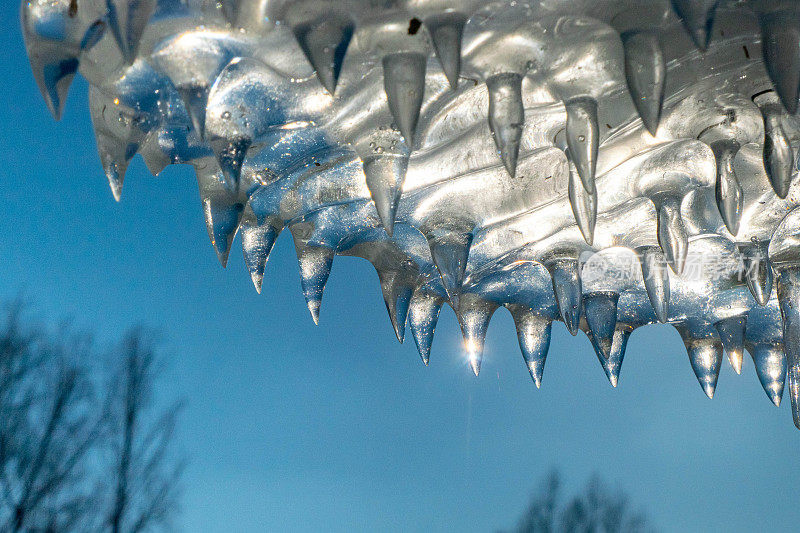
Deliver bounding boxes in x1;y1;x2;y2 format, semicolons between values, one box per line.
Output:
426;228;473;306
584;292;619;359
486;73;524;178
588;324;632;387
376;269;413;343
708;139;743;236
564;97;599;195
208;136;250;195
383;52;427;146
21;0;104;120
637;246;670;323
739;241;773;306
758;7;800;114
684;336;723;399
458;294;497;376
361;130;409;237
240;207;280;294
196;161;244;268
776;268;800;428
655;196;688;275
291;230;335;325
749;343;786;407
568;160;597;245
546;257;583;336
714;315;747;374
408;292;443;366
621;30;665;136
292;14;354;95
425;12;466;90
89;88;147;202
755;93;794;199
106;0;157;64
509;306;551;388
670;0;719;51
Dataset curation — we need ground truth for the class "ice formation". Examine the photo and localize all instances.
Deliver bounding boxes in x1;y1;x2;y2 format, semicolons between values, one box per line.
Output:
20;0;800;428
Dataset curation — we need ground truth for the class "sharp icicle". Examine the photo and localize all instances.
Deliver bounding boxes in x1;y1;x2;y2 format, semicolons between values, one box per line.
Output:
427;229;473;306
621;30;665;136
714;315;747;374
758;8;800;114
377;270;413;343
383;52;426;146
292;234;335;325
685;337;723;399
486;73;524;178
740;241;773;306
240;211;280;294
656;196;688;275
409;293;443;366
589;325;632;387
425;12;466;90
710;139;743;236
547;258;583;336
363;153;408;237
458;295;496;376
584;292;619;359
755;94;794;199
671;0;719;51
749;343;786;406
776;268;800;428
510;307;551;388
638;246;670;323
196;163;244;268
565;96;599;195
106;0;157;64
293;15;354;95
568;160;597;245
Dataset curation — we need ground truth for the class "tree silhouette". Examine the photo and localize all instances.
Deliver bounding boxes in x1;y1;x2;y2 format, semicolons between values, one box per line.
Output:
0;302;182;532
511;470;654;533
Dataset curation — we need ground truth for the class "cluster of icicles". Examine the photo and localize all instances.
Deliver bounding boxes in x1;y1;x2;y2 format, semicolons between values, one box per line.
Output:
21;0;800;429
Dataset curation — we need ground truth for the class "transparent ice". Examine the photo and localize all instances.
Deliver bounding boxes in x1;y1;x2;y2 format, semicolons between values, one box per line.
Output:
20;0;800;428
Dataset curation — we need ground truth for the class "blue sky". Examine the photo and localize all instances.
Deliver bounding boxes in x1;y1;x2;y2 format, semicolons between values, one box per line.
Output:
4;7;800;531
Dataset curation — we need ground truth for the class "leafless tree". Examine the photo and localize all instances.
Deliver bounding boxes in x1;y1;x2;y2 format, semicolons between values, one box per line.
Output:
511;470;654;533
0;302;182;532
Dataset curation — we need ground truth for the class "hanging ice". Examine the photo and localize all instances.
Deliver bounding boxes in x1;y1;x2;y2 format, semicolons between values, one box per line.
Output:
19;0;800;430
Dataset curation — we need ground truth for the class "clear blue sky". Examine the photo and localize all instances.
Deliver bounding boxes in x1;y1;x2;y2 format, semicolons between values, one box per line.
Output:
3;8;799;532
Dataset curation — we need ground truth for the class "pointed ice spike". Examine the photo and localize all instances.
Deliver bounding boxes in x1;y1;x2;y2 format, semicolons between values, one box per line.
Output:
709;140;743;236
106;0;157;64
292;236;335;326
89;89;146;202
568;161;597;245
176;85;210;139
756;96;794;199
588;325;631;387
584;292;619;359
486;73;524;177
758;9;800;115
638;246;670;323
714;316;747;374
671;0;719;51
197;169;244;268
427;229;473;304
459;296;495;376
383;52;426;146
408;293;443;366
209;136;251;194
425;12;466;90
547;258;583;336
656;196;688;275
740;241;773;306
510;308;551;388
621;30;665;136
363;153;408;237
776;268;800;428
377;270;413;343
565;97;599;195
685;339;723;399
750;343;786;406
293;14;354;95
240;212;280;294
23;50;78;121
